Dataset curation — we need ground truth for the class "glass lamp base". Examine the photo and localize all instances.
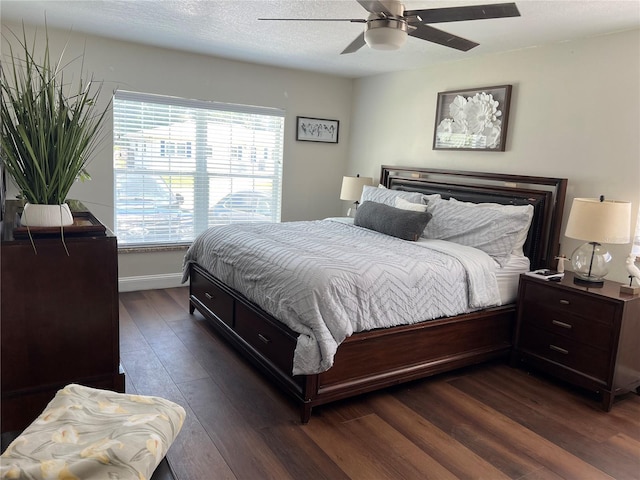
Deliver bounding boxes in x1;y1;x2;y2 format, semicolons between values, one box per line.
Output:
571;241;611;287
573;276;604;287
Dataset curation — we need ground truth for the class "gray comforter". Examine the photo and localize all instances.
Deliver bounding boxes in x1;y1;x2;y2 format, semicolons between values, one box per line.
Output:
183;219;500;375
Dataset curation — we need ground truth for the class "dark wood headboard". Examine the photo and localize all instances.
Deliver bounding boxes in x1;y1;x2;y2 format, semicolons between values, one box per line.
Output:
380;166;568;270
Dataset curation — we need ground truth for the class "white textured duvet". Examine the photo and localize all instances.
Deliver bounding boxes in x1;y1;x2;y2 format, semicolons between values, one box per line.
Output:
183;219;501;375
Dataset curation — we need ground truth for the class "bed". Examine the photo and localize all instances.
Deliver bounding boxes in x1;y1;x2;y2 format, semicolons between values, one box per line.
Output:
184;166;567;423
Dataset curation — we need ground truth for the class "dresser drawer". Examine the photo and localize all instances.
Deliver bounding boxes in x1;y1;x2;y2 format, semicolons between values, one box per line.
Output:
522;282;616;324
235;302;296;375
520;305;613;350
191;270;234;327
519;324;610;381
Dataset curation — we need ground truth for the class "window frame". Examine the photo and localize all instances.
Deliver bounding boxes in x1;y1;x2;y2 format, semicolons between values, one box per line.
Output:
113;90;285;248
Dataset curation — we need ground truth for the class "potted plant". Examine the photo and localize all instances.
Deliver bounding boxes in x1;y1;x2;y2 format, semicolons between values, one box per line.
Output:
0;24;109;227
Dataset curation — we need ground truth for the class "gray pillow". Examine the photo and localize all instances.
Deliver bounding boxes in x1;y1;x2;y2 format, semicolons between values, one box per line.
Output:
354;201;432;241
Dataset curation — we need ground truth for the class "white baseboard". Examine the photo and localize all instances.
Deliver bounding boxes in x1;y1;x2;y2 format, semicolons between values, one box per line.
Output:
118;273;184;292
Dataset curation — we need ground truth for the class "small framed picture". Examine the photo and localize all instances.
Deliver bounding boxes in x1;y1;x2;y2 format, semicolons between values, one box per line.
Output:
296;116;339;143
433;84;512;151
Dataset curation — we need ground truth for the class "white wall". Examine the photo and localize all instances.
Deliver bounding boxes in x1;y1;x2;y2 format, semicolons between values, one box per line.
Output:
5;23;639;286
348;29;640;283
2;22;354;288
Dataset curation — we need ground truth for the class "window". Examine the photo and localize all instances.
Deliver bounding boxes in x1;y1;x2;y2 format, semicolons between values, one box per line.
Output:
633;208;640;255
113;91;284;246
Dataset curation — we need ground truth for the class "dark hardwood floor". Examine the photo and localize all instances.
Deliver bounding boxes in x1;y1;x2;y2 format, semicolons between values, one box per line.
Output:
120;287;640;480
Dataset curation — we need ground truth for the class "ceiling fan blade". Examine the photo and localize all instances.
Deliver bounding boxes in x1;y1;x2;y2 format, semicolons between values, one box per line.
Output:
409;25;479;51
341;32;367;54
405;3;520;24
356;0;393;16
258;18;366;22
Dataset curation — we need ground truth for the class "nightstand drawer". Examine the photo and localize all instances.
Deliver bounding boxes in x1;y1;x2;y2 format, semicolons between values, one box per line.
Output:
520;305;613;350
519;324;609;381
522;282;616;323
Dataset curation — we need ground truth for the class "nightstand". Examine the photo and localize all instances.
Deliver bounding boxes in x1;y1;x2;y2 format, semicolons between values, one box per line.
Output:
511;271;640;411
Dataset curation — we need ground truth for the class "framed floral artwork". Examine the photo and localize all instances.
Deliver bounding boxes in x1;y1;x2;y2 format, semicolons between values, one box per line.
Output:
433;85;512;151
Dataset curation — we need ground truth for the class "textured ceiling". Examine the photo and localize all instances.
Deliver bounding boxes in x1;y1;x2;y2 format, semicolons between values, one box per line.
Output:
2;0;639;78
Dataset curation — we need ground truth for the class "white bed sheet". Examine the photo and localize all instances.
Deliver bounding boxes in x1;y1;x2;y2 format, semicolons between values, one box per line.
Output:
495;254;530;304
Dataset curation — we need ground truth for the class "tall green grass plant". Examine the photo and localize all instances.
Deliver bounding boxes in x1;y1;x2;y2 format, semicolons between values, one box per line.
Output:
0;24;109;205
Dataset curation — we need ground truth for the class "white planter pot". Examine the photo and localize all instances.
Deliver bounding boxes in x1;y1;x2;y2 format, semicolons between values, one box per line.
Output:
21;203;74;227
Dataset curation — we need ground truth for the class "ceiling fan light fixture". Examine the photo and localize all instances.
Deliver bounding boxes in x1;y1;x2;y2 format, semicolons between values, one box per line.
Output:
364;18;408;50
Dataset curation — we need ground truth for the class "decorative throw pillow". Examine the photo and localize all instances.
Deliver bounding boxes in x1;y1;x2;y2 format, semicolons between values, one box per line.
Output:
354;201;432;241
422;197;533;265
360;185;424;207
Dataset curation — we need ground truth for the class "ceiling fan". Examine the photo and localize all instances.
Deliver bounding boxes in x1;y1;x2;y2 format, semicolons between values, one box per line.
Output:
259;1;520;54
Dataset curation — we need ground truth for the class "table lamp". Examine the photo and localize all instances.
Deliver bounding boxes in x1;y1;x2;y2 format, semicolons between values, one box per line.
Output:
340;174;373;215
564;196;631;286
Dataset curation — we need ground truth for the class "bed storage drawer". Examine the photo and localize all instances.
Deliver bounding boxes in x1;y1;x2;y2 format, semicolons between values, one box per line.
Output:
234;302;296;375
191;269;234;327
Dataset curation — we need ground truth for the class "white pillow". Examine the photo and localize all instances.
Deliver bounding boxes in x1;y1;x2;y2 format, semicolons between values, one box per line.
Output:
360;184;424;207
395;197;428;212
448;198;534;257
422;193;442;205
422;197;534;266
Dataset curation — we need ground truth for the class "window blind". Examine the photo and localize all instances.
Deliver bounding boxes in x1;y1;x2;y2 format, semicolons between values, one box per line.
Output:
113;91;284;246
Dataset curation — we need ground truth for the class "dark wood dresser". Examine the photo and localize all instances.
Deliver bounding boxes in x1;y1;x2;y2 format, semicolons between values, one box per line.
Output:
512;271;640;410
1;200;124;432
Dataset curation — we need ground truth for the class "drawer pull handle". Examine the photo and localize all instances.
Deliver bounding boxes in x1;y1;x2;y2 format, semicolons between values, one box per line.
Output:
549;344;569;355
205;292;214;300
559;299;570;305
258;333;271;344
552;320;572;329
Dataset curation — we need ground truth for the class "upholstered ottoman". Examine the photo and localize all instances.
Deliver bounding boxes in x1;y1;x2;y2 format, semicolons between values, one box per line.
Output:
0;384;185;480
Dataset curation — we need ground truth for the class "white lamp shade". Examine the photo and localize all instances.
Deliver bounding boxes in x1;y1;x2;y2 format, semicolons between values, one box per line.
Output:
565;197;631;244
340;176;373;202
